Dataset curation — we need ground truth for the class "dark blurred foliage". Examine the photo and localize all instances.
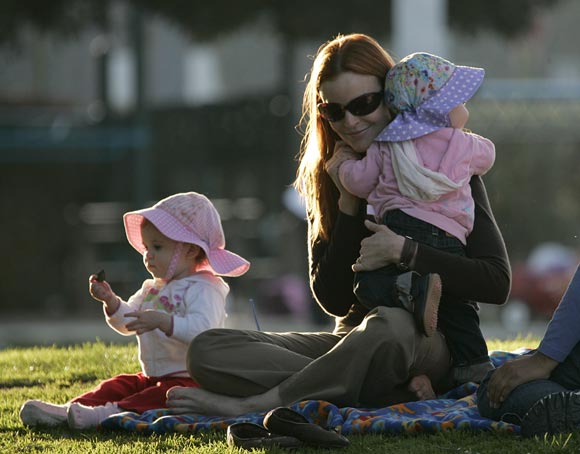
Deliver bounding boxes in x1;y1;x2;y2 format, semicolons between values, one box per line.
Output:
448;0;560;38
135;0;392;40
0;0;561;47
0;1;104;47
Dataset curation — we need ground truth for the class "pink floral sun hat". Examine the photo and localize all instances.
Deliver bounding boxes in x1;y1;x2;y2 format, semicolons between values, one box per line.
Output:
376;52;485;142
123;192;250;277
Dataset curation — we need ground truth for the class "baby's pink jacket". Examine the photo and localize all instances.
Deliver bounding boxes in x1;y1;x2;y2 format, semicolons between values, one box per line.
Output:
338;128;495;244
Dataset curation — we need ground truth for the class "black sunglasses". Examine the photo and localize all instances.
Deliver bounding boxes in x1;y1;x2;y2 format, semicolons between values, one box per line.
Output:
317;91;384;122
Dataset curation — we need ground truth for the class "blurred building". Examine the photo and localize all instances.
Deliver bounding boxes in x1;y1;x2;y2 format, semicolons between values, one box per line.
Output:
1;0;579;322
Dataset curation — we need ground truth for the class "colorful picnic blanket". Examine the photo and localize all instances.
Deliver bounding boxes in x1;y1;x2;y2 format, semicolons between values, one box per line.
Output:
100;350;528;435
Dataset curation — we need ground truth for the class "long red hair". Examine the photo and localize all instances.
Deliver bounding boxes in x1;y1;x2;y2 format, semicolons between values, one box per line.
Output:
295;34;395;242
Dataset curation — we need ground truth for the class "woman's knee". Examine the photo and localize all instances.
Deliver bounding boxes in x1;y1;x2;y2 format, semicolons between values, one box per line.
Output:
368;307;450;381
364;306;416;343
186;329;226;379
476;372;564;425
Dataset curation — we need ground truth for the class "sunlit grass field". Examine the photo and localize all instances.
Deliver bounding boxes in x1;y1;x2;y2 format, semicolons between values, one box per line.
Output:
2;337;580;453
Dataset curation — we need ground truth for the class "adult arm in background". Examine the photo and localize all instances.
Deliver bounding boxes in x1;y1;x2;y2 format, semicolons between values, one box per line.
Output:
312;160;511;317
486;265;580;407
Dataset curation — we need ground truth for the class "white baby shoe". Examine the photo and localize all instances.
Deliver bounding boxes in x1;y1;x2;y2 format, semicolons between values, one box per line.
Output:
20;400;69;427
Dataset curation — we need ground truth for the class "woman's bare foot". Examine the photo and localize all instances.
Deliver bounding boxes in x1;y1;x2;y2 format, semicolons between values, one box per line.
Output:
407;375;436;400
166;386;283;417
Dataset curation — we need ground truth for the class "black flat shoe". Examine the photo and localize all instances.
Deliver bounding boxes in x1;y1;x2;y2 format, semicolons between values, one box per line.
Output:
263;407;349;448
226;422;302;449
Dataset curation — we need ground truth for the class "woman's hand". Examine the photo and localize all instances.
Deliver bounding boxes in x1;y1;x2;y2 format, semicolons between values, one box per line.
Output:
352;220;405;272
324;141;360;216
486;351;558;408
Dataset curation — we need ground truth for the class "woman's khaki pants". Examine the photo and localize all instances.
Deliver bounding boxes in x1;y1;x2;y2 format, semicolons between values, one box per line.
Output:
187;306;452;408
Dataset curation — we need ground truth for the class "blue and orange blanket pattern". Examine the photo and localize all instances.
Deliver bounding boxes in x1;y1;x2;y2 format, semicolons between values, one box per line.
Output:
100;350;527;435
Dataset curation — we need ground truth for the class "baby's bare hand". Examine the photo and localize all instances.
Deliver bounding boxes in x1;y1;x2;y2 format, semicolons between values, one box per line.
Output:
125;310;170;335
88;275;114;303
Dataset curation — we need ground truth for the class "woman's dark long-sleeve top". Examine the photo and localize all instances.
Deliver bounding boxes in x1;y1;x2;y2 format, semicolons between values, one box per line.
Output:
309;176;511;334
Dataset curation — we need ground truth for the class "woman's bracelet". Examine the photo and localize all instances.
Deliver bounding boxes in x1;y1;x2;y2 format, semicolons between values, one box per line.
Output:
397;237;418;271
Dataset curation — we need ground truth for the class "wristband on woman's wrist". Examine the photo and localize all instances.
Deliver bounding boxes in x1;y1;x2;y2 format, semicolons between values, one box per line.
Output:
397;237;417;271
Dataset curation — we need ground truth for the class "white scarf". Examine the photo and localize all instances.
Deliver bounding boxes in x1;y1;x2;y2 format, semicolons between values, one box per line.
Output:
389;140;468;201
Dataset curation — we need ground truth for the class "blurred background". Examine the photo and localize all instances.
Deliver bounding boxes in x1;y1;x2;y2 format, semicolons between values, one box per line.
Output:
1;0;579;347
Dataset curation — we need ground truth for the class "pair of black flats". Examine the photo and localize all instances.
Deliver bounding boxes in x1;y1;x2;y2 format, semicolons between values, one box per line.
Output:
226;407;349;449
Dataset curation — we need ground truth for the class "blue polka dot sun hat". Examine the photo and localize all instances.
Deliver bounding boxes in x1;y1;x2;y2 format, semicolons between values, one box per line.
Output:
376;52;484;142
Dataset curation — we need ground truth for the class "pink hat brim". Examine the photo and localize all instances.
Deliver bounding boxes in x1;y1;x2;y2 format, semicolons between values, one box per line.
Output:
123;207;250;277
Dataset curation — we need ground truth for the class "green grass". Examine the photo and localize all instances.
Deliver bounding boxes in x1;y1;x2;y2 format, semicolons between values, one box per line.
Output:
2;337;580;453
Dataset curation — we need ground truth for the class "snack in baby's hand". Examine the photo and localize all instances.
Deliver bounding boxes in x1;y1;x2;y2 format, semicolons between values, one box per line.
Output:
96;269;106;282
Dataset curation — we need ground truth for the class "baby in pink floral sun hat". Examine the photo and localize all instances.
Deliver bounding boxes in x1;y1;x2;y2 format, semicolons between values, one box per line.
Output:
335;52;496;391
20;192;250;430
123;191;250;280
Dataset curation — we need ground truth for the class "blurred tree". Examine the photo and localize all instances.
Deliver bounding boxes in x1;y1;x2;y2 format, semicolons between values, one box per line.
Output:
0;0;100;47
448;0;559;38
0;0;560;46
151;0;560;41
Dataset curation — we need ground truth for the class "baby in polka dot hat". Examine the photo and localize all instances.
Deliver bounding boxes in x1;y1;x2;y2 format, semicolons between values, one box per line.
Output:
337;52;496;382
379;52;486;141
